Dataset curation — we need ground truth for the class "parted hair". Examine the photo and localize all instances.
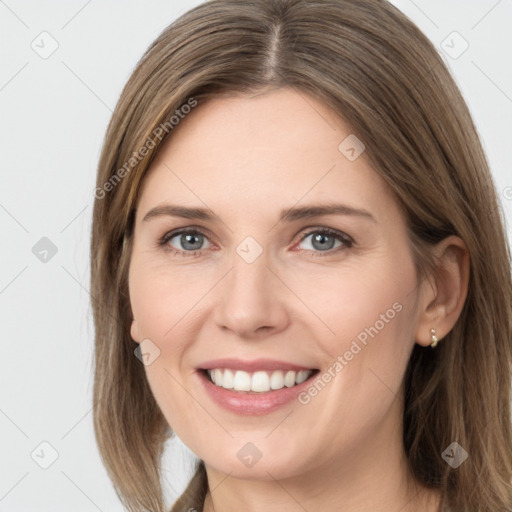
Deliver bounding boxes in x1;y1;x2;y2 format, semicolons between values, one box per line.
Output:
90;1;512;511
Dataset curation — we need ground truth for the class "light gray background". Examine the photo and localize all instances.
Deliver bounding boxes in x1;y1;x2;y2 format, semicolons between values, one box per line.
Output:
1;1;511;511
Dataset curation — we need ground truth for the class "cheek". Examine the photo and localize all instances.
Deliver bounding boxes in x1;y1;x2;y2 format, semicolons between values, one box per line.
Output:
128;261;215;435
313;261;416;403
299;254;418;400
129;269;197;430
129;259;210;348
297;257;416;350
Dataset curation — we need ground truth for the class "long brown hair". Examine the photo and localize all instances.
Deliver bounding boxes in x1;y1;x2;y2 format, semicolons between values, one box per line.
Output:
90;1;512;511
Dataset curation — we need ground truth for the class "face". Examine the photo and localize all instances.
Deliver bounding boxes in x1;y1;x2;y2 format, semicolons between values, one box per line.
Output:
128;87;423;482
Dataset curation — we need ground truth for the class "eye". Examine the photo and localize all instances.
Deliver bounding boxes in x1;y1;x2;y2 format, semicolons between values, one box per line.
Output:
159;229;212;256
158;226;353;257
296;228;353;255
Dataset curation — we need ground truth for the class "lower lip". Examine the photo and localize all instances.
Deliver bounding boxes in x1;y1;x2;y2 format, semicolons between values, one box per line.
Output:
197;370;318;416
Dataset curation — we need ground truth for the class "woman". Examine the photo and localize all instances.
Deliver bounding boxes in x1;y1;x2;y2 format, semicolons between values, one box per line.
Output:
90;1;512;511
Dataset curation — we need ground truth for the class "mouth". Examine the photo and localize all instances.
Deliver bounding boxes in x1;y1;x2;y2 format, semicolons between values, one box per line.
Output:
196;360;320;415
202;368;318;393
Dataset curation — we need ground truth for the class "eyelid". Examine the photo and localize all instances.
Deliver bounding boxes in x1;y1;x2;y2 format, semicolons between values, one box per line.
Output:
159;225;354;257
159;227;214;252
293;226;353;255
297;226;353;244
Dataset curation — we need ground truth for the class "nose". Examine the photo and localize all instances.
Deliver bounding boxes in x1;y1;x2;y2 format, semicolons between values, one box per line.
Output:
213;247;290;340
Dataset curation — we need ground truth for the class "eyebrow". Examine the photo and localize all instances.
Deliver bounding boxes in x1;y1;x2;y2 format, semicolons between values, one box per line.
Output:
142;202;376;223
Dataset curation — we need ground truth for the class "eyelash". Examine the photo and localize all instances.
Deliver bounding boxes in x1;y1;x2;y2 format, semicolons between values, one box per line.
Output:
158;227;354;258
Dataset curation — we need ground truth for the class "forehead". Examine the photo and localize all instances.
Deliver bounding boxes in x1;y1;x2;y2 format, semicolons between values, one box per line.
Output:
135;88;396;221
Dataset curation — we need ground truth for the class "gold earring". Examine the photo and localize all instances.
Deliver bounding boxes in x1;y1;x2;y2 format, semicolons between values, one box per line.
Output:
430;328;439;348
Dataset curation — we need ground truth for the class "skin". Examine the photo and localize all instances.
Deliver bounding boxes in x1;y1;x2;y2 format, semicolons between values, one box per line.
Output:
128;87;469;512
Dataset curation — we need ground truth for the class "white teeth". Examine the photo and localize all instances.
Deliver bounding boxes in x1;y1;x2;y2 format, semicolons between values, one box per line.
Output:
296;370;310;384
213;369;223;386
284;370;296;387
206;368;313;393
251;371;270;392
233;370;251;391
221;369;234;389
270;370;284;390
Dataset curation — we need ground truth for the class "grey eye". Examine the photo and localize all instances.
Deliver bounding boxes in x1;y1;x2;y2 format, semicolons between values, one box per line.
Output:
169;232;210;251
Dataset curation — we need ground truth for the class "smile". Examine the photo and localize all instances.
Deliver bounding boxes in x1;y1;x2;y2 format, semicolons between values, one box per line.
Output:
196;359;320;415
206;368;313;393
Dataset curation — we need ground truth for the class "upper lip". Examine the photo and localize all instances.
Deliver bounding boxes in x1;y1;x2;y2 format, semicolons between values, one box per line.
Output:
198;358;316;372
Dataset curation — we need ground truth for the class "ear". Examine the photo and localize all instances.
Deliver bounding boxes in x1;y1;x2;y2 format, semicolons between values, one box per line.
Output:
414;235;470;347
130;318;142;344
